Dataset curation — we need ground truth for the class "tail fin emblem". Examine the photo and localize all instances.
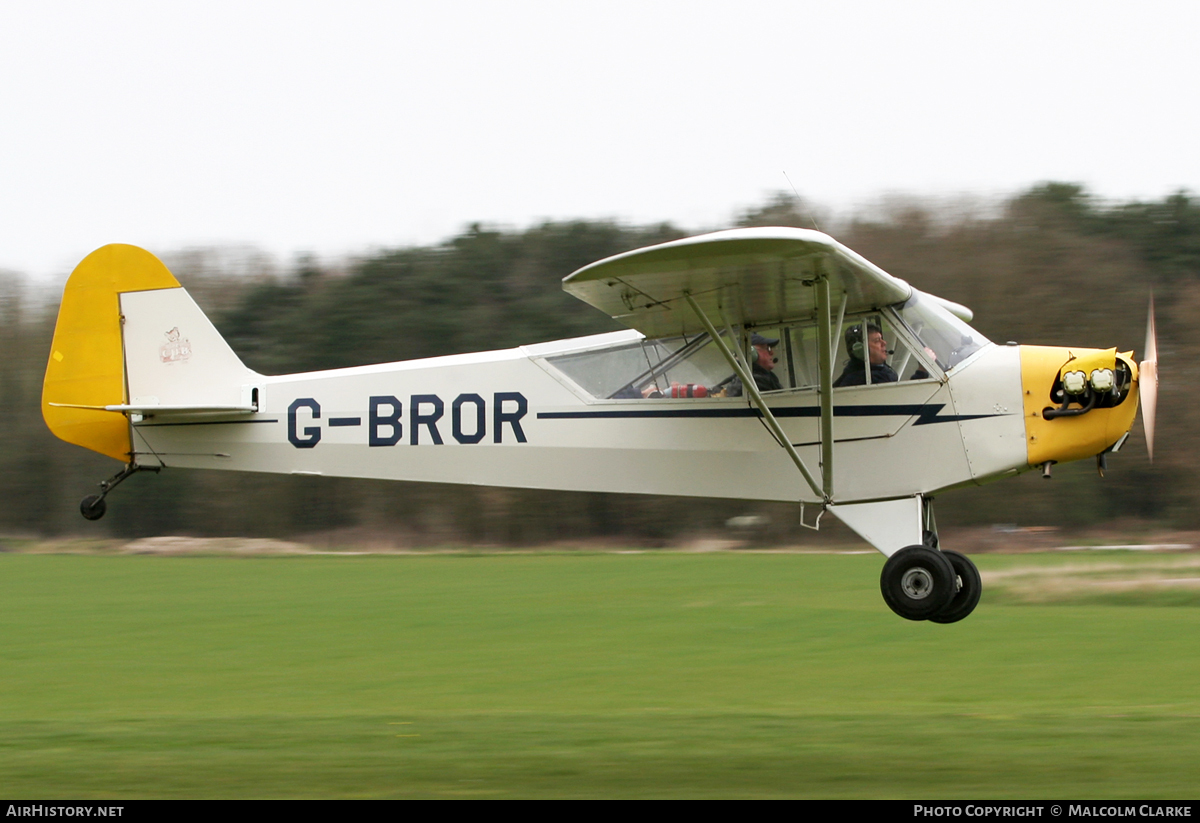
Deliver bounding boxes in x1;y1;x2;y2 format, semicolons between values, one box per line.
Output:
159;327;192;363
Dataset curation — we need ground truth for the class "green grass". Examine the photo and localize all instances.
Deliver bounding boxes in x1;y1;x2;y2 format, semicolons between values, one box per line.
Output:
1;552;1199;798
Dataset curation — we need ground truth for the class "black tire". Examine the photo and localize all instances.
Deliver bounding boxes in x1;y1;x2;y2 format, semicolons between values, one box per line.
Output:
929;550;982;624
80;495;106;521
880;545;957;620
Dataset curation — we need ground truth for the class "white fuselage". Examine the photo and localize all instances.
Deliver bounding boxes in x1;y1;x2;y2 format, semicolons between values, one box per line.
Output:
131;332;1028;505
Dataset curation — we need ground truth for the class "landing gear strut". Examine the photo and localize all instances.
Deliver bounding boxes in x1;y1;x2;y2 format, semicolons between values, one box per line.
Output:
78;463;159;521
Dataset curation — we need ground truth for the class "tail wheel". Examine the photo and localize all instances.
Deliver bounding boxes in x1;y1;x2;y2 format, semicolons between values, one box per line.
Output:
80;495;107;521
880;545;956;620
929;550;982;624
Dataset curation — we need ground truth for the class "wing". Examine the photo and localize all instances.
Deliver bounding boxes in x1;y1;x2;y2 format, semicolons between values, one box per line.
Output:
562;227;915;338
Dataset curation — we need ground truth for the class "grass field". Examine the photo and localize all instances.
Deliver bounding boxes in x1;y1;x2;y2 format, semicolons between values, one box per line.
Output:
1;550;1198;798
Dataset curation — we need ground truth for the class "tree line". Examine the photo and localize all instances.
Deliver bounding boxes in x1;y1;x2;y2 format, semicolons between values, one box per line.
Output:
0;184;1193;545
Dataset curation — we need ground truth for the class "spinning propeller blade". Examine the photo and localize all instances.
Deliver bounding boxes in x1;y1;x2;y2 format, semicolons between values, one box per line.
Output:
1139;296;1158;462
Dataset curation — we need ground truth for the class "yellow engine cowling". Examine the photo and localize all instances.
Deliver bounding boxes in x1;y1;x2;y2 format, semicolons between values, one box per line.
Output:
1020;345;1140;467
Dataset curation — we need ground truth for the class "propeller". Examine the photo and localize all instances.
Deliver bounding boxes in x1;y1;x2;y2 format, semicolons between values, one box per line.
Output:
1139;295;1158;462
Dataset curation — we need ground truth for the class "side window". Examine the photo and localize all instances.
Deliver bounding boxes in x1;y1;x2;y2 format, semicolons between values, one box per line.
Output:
783;323;821;390
545;340;658;399
730;323;824;393
545;333;741;399
831;313;932;388
648;334;739;397
541;314;938;401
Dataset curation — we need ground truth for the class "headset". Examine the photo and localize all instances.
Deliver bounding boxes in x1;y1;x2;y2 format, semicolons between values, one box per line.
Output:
844;321;883;360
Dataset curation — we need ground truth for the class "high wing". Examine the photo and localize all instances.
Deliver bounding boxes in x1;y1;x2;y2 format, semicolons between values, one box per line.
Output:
563;226;974;505
563;227;918;338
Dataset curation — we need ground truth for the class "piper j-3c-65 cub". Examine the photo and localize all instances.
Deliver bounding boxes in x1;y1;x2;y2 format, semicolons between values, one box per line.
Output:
42;228;1157;623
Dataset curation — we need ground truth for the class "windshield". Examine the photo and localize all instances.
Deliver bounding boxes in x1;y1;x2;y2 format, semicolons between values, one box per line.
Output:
895;292;990;370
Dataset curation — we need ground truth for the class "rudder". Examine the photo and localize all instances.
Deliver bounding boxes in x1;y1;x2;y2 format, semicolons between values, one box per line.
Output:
42;244;258;462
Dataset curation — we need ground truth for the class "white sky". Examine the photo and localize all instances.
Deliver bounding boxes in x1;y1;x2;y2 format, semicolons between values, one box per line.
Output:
2;0;1197;279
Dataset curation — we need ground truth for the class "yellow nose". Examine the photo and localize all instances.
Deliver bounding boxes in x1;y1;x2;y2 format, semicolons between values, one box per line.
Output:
1019;345;1139;467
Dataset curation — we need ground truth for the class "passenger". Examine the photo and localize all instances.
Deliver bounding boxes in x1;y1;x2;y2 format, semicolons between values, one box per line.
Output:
633;332;781;398
728;333;783;396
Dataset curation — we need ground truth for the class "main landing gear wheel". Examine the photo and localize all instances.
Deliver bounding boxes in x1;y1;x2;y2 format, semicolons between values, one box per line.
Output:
80;495;107;521
929;550;981;624
880;545;957;621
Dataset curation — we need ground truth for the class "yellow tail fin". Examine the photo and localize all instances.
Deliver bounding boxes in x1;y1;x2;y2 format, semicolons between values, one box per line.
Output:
42;245;180;461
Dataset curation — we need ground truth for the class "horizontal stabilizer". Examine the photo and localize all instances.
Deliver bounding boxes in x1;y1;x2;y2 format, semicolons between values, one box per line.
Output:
49;403;257;415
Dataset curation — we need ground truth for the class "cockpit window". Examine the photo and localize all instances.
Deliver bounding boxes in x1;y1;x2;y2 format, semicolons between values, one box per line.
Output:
545;333;738;399
542;296;985;400
831;312;931;387
895;293;990;371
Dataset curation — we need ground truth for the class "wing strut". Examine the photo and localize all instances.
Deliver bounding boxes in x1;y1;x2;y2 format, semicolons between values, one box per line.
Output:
683;292;828;503
816;275;836;499
829;289;848;367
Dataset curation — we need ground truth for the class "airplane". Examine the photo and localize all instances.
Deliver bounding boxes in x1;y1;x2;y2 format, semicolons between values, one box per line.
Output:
41;228;1157;623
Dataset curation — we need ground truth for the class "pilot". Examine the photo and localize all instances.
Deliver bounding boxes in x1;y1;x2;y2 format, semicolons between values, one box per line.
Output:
728;333;783;396
833;322;898;387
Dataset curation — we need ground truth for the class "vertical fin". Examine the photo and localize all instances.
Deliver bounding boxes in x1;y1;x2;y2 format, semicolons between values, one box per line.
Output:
42;245;180;461
121;287;256;409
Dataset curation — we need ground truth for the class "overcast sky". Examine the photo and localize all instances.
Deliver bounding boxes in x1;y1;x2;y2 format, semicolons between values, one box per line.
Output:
2;0;1197;279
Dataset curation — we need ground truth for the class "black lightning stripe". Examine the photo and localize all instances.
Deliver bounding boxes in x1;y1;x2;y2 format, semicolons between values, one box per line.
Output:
537;404;1002;425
